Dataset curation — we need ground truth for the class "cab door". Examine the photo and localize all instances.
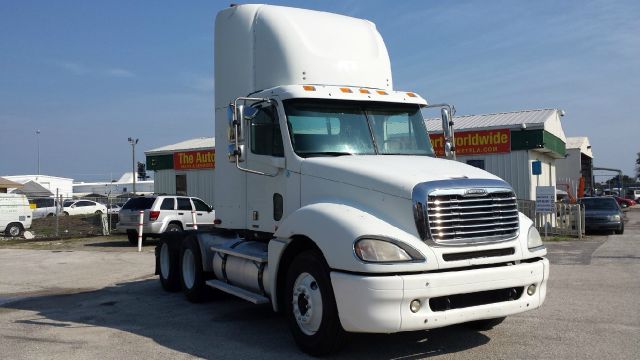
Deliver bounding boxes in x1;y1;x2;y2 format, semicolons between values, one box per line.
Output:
244;103;287;234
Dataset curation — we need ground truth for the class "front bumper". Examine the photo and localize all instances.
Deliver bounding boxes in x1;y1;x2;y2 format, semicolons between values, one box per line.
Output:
585;220;621;231
331;258;549;333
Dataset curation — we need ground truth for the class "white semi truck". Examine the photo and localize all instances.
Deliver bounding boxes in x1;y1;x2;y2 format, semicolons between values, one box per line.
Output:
155;4;549;355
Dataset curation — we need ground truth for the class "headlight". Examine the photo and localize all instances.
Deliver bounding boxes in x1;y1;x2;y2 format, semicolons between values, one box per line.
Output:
354;238;424;263
527;226;544;250
608;214;621;221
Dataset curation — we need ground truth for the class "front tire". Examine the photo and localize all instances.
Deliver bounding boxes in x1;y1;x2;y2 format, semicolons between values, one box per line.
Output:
285;250;345;356
5;223;23;237
615;223;624;235
180;236;208;302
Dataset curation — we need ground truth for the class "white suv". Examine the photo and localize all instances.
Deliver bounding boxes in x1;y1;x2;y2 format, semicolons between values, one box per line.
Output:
117;195;215;245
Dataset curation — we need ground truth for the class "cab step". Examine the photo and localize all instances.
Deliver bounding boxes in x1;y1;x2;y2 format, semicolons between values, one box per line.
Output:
206;279;270;304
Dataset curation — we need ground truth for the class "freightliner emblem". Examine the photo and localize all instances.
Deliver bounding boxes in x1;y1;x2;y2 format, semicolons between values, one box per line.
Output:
464;188;487;197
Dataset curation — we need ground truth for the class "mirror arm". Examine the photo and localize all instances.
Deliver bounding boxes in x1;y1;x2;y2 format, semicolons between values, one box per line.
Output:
424;103;456;160
231;96;280;177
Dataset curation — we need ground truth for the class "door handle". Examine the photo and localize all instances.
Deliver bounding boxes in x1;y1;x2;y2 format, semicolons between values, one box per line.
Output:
197;214;203;216
178;212;184;215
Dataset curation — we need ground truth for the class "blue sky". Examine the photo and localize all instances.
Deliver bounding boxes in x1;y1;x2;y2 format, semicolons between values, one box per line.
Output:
1;0;639;181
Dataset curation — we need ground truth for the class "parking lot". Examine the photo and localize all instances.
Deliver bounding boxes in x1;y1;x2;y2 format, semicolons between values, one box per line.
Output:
0;210;638;359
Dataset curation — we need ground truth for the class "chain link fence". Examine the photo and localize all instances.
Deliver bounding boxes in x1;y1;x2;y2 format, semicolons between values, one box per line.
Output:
6;194;588;240
1;194;134;240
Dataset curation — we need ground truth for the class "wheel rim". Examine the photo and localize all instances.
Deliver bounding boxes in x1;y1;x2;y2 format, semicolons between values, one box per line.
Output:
292;272;323;336
169;226;180;232
9;226;20;236
160;243;171;279
182;248;196;289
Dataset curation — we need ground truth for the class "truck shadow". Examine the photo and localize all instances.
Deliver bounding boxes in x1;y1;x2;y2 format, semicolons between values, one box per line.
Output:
3;279;490;359
83;239;159;248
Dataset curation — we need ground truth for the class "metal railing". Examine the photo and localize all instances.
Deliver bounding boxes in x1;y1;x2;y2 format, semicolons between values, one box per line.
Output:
517;200;585;238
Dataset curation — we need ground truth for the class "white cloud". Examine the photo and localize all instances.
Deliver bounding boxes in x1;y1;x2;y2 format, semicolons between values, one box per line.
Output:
58;61;90;75
105;68;135;78
56;61;135;78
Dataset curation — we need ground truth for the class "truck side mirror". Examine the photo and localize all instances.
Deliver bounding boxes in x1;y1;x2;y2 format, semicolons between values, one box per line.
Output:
235;104;246;142
227;105;236;142
441;108;451;138
441;108;455;159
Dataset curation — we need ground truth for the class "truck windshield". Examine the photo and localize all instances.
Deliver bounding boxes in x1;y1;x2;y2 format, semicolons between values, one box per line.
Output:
283;99;434;157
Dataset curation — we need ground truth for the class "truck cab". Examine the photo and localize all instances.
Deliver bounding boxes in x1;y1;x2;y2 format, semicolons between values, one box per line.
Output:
155;4;549;356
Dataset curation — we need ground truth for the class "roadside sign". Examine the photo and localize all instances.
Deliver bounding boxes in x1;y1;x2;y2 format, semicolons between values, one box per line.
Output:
536;186;556;213
532;160;542;175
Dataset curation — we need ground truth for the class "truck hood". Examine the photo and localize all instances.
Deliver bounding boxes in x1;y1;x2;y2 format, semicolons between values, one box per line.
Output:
300;155;502;199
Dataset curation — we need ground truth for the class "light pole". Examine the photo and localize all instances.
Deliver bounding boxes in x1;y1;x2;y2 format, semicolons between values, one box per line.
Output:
128;137;139;195
36;130;41;175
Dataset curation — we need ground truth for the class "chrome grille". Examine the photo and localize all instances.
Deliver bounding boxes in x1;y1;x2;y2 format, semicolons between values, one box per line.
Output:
426;190;519;245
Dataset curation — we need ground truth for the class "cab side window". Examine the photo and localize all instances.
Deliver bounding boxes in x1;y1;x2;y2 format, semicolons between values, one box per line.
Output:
250;105;284;157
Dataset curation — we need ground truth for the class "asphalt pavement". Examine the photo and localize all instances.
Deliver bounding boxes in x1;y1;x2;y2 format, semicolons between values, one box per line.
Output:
0;211;639;359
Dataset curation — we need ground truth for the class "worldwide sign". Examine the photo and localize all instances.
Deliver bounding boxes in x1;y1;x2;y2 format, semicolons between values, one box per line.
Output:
173;150;215;170
429;129;511;156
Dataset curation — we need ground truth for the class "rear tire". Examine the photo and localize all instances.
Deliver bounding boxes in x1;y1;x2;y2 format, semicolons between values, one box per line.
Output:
158;238;181;292
180;236;208;303
465;317;506;330
95;210;103;214
285;250;345;356
5;223;23;237
165;223;183;233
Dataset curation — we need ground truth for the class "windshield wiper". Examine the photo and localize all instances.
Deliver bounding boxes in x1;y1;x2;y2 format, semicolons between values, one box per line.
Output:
298;151;353;158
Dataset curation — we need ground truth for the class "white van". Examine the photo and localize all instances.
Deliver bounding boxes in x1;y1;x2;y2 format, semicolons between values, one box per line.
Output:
0;193;33;237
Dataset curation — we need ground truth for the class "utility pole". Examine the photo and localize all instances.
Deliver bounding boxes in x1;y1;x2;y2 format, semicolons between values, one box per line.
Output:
128;137;139;195
36;129;41;175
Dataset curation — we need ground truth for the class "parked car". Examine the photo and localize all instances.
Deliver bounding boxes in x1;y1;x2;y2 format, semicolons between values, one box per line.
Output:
107;204;122;215
117;195;215;245
611;196;636;208
62;200;108;216
627;189;640;201
579;197;624;234
29;197;61;219
0;193;33;237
